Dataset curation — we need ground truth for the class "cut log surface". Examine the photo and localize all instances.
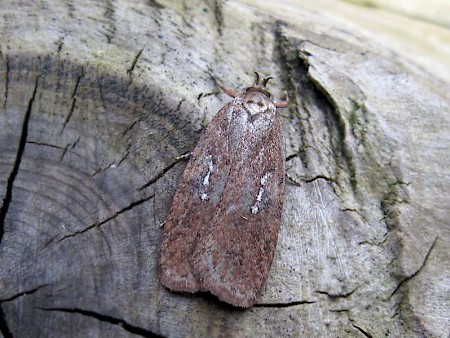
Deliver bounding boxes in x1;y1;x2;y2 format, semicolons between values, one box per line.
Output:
0;0;449;337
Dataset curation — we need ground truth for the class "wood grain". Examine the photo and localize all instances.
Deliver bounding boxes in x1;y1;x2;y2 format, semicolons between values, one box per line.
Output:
0;0;449;337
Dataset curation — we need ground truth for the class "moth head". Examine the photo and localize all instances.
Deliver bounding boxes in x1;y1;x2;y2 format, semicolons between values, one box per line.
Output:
242;72;275;115
242;89;274;115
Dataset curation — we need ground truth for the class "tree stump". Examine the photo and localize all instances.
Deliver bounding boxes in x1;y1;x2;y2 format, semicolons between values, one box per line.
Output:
0;0;449;337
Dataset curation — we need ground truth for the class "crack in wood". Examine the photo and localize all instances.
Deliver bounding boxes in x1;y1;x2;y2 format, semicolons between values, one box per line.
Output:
26;141;66;150
92;144;132;176
0;73;41;245
285;153;298;162
315;285;359;299
3;54;9;108
0;305;13;338
91;160;117;177
329;308;350;313
72;136;81;149
127;48;144;77
56;36;64;57
116;144;132;167
25;140;80;162
286;173;341;190
59;143;70;162
36;307;162;337
357;235;388;247
388;236;438;299
121;119;139;137
61;69;84;135
0;284;50;303
58;194;155;242
304;174;340;186
139;156;188;191
351;322;373;338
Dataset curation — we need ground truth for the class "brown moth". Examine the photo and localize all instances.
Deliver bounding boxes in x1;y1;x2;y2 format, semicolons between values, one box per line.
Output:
158;73;288;307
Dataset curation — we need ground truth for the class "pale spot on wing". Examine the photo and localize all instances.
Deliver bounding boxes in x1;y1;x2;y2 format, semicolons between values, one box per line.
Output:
200;155;214;201
250;172;271;214
251;205;259;214
202;155;214;187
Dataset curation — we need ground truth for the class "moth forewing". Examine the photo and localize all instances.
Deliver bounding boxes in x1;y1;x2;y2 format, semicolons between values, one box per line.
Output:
158;103;234;292
159;77;287;307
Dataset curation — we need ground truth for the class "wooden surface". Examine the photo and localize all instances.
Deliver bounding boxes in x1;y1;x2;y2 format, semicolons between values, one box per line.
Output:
244;0;450;83
0;0;449;337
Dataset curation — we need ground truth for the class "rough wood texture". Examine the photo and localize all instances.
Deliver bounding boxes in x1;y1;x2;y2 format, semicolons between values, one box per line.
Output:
0;0;449;337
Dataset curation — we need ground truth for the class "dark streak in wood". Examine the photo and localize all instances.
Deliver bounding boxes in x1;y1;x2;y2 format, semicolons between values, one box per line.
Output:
61;70;84;135
37;307;163;338
388;236;438;299
127;48;144;76
0;74;41;244
3;54;9;108
0;306;13;338
58;194;155;242
0;285;50;303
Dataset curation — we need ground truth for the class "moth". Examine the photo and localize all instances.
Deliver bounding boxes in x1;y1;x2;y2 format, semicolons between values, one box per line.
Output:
158;73;288;307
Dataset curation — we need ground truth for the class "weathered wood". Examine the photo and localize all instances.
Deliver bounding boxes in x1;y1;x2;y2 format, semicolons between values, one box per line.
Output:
0;0;449;337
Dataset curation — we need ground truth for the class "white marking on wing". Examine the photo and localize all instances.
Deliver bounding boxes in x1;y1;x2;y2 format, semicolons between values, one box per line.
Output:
251;172;271;214
200;155;214;201
202;155;214;187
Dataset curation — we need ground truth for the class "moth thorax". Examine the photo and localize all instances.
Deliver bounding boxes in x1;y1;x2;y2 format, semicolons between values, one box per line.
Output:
243;95;274;115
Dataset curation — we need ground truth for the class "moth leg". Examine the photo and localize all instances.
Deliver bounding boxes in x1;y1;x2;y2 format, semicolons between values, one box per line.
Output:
274;91;289;108
175;152;191;161
275;100;289;108
215;78;238;98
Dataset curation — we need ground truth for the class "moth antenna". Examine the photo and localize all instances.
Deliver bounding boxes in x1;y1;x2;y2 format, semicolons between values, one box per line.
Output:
262;77;274;88
253;72;260;86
